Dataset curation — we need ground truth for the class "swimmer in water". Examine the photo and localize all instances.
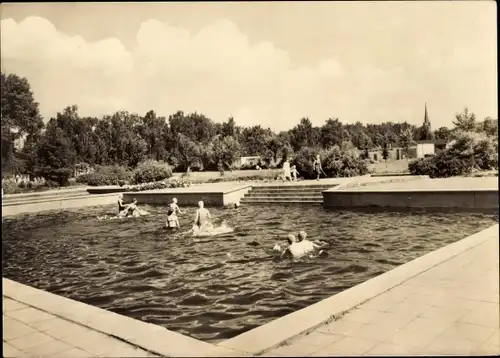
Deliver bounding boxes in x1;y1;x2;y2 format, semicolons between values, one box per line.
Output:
280;232;323;258
194;201;212;231
297;230;325;254
166;198;182;228
118;198;139;218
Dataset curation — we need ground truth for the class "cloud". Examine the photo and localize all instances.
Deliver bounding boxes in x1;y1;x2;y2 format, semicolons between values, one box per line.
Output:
0;15;496;131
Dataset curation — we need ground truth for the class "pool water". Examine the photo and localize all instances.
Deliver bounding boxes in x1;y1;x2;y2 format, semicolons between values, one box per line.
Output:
2;205;497;342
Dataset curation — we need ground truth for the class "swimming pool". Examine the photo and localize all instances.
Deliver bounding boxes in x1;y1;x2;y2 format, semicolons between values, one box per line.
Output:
2;205;497;342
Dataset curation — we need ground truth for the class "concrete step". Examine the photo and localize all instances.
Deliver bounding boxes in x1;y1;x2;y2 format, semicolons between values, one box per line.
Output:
241;199;323;204
245;191;324;197
255;184;336;190
248;188;328;193
243;195;325;200
241;196;323;202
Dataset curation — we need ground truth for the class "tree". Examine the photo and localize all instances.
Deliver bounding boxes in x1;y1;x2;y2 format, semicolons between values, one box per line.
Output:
399;127;414;160
1;72;44;174
320;118;349;148
416;125;434;141
290;117;320;151
173;133;203;172
240;125;273;156
221;116;238;138
211;135;241;172
382;142;389;165
476;117;498;137
33;127;76;185
453;107;476;132
434;126;452;141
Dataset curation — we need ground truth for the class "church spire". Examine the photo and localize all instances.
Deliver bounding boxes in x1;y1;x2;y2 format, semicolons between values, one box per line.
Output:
418;102;433;141
424;102;430;127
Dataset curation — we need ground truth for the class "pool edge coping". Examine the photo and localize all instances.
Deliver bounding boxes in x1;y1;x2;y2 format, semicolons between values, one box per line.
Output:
2;224;498;356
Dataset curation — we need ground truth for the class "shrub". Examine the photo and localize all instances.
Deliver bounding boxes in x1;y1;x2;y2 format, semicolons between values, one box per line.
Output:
239;163;256;170
45;180;59;188
291;146;369;179
35;167;73;186
75;173;93;184
291;147;317;179
322;146;370;178
76;165;133;186
409;131;498;178
409;158;437;177
132;160;173;184
3;179;20;194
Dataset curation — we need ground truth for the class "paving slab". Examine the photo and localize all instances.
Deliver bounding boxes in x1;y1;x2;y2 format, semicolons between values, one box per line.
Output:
2;300;157;357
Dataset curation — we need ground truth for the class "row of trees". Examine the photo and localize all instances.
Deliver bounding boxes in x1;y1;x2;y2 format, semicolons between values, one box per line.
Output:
2;72;497;185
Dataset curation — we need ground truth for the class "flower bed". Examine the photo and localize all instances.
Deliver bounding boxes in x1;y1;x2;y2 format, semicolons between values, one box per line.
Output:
127;178;192;192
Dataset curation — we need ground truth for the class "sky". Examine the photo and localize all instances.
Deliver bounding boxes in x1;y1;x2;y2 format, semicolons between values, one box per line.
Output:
0;1;497;132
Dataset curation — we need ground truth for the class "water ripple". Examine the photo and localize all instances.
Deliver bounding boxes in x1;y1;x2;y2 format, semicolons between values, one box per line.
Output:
2;204;497;342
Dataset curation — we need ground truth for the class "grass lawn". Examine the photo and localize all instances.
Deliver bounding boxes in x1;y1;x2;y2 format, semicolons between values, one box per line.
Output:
369;160;410;174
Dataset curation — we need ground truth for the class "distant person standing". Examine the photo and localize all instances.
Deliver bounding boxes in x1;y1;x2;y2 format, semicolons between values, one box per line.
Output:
282;160;292;182
291;165;299;181
313;155;323;181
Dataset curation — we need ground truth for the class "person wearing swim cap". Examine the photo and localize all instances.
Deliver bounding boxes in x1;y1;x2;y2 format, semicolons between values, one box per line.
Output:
279;232;323;258
194;201;212;231
167;198;182;228
297;230;323;252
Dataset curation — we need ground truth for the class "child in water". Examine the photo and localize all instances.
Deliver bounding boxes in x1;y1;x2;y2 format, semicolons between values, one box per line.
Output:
166;198;182;228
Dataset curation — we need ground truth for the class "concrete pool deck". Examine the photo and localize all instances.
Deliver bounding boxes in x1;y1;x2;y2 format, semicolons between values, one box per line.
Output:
324;176;499;209
3;223;499;357
3;299;157;357
122;182;253;207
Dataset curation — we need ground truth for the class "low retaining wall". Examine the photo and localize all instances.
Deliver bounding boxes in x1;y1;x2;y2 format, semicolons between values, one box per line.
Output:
323;189;499;209
87;187;128;195
2;194;118;217
123;185;251;207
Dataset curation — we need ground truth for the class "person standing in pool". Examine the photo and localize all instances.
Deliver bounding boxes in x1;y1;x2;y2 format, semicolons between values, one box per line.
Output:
166;198;182;228
194;201;212;231
118;194;127;214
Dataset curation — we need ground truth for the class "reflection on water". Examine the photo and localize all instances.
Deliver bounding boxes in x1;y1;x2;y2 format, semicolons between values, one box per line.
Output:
2;204;497;342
